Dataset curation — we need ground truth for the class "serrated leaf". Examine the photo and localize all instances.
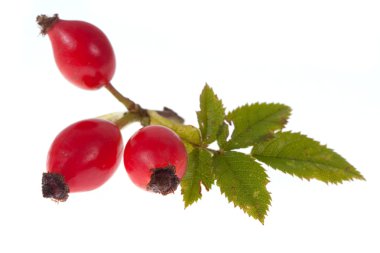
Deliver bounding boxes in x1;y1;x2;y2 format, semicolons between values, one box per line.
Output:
197;84;225;144
213;151;271;224
148;110;201;145
181;148;214;208
251;131;365;183
217;122;229;149
225;103;291;150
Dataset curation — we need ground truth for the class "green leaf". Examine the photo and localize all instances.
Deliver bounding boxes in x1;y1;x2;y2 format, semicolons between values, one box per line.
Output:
225;103;291;150
181;148;214;208
197;84;225;144
217;122;229;149
251;131;365;183
183;141;195;154
213;151;271;224
148;110;201;145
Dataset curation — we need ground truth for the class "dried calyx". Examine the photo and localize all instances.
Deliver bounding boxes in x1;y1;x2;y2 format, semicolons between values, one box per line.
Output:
36;14;59;35
147;166;180;195
42;172;69;202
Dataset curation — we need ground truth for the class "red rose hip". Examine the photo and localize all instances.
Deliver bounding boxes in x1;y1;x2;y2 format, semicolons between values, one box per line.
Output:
123;125;188;195
36;14;116;90
42;119;123;201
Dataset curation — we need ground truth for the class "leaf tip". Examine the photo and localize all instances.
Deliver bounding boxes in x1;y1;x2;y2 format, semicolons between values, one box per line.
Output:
182;196;200;209
183;202;191;209
203;82;212;91
354;171;366;181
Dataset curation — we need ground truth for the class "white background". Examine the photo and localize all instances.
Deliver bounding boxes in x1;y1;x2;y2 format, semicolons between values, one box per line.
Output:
1;0;379;252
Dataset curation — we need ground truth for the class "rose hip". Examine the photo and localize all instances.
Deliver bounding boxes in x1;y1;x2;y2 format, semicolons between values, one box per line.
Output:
42;119;123;201
123;125;188;195
36;14;116;90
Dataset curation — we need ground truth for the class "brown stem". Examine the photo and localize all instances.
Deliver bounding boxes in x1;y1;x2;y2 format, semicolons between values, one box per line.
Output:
105;83;142;112
104;83;185;127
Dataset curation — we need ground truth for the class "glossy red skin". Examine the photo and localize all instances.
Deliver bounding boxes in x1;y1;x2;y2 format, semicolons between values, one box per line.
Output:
47;19;116;90
123;125;188;189
47;119;123;192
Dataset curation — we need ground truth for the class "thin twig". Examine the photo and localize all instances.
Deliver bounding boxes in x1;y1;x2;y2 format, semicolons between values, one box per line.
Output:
105;83;140;112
